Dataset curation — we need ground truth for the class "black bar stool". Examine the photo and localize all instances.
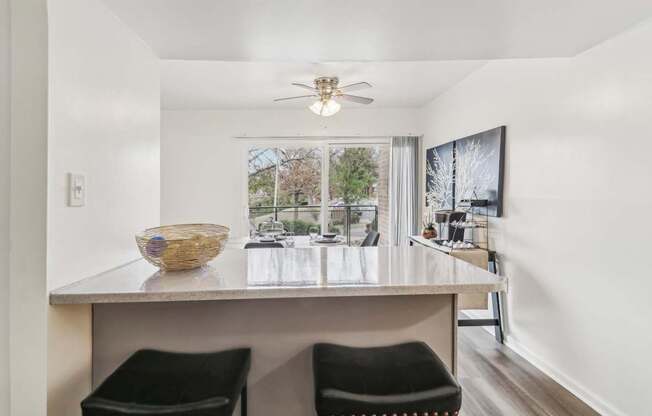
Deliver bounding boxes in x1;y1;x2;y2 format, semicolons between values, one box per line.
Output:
313;342;461;416
82;348;250;416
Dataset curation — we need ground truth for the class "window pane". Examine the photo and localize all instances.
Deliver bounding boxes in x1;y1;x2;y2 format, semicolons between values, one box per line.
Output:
328;146;389;245
248;147;322;236
276;147;321;206
276;147;322;235
248;148;278;207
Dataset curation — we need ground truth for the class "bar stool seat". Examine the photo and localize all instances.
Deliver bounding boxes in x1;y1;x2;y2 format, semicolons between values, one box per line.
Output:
313;342;461;416
82;348;250;416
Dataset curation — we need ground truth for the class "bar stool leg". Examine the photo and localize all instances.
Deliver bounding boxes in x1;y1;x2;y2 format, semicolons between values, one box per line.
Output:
241;383;247;416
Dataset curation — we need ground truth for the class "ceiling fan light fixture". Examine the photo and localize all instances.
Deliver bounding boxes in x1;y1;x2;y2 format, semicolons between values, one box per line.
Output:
309;98;341;117
276;77;371;115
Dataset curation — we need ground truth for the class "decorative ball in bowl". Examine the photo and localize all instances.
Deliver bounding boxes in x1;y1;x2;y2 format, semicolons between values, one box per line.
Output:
135;224;230;271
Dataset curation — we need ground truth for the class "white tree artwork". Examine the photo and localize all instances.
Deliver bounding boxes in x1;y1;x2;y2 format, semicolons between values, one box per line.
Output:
426;139;496;210
425;149;454;210
455;138;496;206
426;126;505;217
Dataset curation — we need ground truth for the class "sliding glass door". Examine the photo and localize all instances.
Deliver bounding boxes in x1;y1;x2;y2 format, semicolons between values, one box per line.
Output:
247;141;389;245
248;146;322;235
327;145;387;245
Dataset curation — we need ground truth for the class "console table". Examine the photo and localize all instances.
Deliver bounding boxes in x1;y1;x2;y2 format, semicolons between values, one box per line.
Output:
408;235;505;343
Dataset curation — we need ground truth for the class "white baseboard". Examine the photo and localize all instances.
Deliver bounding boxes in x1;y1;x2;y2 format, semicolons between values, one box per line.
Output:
460;310;625;416
502;336;624;416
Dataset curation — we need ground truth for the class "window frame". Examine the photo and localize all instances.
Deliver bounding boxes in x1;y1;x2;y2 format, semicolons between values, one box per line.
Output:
241;137;391;240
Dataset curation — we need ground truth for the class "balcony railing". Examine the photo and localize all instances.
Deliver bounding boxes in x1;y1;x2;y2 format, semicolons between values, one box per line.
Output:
249;204;379;246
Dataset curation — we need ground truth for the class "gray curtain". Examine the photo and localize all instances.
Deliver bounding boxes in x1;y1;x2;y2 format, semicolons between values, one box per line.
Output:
391;136;420;245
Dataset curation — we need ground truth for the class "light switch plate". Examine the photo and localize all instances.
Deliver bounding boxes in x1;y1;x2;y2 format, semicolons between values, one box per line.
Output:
68;173;86;207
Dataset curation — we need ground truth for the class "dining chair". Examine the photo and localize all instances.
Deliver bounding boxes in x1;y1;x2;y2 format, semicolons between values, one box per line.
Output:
244;242;284;249
360;230;380;247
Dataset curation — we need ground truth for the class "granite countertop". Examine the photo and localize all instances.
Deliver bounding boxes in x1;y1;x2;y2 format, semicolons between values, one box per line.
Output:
49;244;507;305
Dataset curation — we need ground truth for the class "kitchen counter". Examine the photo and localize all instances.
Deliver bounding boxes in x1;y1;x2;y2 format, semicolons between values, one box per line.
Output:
50;243;508;416
49;244;506;305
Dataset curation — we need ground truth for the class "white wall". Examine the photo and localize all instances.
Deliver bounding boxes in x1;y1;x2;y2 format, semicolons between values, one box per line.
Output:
0;0;10;413
420;18;652;416
9;0;49;414
47;0;161;290
47;0;160;414
162;109;420;237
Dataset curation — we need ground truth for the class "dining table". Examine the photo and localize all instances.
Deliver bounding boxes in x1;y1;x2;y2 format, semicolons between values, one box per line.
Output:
229;234;349;249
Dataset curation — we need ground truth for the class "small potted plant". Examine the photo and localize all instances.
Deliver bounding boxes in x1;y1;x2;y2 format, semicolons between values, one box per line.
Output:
422;211;438;240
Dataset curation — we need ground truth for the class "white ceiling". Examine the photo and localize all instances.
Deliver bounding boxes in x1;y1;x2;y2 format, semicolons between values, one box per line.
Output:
100;0;652;110
103;0;652;61
161;60;487;110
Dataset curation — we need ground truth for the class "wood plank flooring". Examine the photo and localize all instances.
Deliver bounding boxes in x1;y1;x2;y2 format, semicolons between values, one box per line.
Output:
458;325;600;416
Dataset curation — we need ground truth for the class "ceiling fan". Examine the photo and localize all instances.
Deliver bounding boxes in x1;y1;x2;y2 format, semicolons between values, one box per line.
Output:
274;76;374;117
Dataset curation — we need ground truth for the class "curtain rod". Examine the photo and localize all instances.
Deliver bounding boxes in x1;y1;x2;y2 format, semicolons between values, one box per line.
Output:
233;135;419;140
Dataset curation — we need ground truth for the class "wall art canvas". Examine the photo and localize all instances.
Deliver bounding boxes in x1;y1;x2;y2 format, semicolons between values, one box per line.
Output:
425;126;505;217
425;141;455;210
455;126;505;216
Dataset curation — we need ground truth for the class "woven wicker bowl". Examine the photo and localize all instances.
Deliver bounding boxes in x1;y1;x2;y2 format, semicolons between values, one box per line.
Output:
135;224;230;271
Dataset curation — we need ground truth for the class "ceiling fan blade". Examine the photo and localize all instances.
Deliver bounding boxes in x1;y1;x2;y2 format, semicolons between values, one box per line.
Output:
337;94;374;105
338;82;372;92
291;82;317;92
274;94;318;102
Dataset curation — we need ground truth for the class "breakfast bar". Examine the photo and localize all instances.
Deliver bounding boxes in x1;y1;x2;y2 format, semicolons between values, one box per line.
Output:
50;244;506;416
